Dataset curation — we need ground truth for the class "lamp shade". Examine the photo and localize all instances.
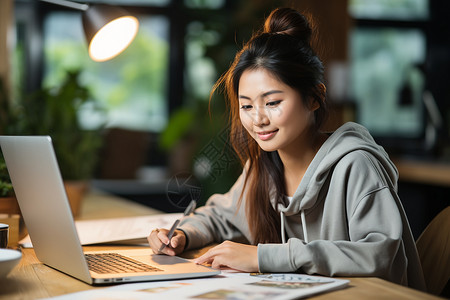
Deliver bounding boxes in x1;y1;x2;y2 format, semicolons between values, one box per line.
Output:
82;4;139;62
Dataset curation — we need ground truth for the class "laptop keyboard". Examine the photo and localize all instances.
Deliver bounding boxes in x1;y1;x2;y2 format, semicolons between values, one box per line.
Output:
85;253;163;274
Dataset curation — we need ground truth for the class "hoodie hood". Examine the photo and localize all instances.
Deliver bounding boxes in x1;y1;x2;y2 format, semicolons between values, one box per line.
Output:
277;122;398;216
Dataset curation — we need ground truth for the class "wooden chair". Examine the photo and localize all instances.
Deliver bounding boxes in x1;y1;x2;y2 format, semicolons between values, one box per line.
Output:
415;206;450;297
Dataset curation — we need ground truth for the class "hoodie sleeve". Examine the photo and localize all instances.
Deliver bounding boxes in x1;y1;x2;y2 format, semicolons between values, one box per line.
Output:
178;172;251;250
258;151;425;289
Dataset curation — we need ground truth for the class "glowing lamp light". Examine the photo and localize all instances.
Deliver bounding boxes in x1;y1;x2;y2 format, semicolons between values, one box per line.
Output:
41;0;139;62
87;16;138;62
83;4;139;62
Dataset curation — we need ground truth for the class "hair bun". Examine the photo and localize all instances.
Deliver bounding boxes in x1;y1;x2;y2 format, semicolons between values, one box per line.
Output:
263;7;312;44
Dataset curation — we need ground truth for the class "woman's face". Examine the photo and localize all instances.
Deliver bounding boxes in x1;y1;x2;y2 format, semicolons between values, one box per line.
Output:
238;68;318;153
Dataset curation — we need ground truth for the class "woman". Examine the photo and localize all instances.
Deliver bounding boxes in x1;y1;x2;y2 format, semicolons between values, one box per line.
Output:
148;7;425;290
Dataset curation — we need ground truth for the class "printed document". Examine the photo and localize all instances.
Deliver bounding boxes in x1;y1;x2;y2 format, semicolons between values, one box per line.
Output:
42;271;349;300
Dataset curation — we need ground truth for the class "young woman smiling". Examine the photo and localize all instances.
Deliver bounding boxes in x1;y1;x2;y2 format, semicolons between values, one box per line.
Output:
148;7;426;291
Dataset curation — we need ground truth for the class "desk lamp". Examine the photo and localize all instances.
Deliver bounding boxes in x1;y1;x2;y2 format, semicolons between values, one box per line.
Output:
40;0;139;62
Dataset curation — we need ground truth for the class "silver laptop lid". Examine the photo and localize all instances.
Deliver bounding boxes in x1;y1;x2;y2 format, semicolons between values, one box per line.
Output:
0;136;92;284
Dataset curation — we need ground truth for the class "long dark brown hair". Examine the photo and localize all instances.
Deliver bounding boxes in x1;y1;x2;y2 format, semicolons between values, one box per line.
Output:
211;7;328;244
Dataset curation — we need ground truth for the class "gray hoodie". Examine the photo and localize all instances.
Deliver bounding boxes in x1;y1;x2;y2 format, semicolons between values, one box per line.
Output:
179;122;426;291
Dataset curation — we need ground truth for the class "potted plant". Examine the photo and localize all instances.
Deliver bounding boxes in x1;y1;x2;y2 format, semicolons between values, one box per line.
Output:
0;71;105;217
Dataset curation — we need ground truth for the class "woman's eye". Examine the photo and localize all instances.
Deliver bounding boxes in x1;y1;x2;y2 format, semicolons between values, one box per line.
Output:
240;105;253;110
266;100;282;107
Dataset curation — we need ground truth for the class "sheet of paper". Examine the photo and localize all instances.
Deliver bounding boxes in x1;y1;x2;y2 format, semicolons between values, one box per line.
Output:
20;213;182;248
42;272;349;300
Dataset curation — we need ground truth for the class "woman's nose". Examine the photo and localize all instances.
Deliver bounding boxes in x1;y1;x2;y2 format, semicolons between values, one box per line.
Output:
252;107;269;126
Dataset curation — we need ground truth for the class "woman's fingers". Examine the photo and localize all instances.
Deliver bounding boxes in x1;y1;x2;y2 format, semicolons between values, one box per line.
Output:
193;241;258;272
148;228;169;254
157;229;171;247
169;230;187;255
194;247;217;265
148;228;186;256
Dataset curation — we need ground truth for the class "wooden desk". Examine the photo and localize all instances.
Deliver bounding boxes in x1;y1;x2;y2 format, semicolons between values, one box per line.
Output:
0;191;441;300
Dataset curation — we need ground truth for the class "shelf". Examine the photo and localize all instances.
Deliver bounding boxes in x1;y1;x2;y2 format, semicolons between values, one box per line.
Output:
393;157;450;187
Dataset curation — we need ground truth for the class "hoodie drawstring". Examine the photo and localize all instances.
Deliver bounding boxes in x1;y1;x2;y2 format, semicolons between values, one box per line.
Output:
301;210;309;243
280;210;309;244
280;211;286;244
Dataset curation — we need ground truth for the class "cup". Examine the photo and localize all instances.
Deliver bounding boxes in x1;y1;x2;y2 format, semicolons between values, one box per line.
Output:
0;223;9;248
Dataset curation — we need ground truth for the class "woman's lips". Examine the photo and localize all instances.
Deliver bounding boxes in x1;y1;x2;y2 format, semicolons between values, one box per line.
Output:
256;129;278;141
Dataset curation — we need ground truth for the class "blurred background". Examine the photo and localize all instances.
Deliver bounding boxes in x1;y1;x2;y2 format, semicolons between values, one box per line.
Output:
0;0;449;239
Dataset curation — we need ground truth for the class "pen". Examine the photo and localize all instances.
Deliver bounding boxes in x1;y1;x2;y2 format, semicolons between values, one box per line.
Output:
158;199;196;252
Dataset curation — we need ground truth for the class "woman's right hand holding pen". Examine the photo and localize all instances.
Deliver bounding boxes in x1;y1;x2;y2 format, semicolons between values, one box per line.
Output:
148;228;186;256
148;200;195;256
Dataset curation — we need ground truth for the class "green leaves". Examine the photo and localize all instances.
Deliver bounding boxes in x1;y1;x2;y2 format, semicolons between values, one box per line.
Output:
0;158;13;197
5;70;105;180
159;108;196;151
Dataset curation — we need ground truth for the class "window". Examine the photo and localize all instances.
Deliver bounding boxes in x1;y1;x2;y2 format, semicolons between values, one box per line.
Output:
185;21;221;104
349;0;429;20
43;11;170;132
350;28;426;137
348;0;429;140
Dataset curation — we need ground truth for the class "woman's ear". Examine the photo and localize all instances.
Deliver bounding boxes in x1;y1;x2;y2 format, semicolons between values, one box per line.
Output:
309;83;326;111
309;99;320;111
317;83;326;100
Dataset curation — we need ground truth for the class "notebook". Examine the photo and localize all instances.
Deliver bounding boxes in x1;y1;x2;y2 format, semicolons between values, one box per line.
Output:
0;135;220;285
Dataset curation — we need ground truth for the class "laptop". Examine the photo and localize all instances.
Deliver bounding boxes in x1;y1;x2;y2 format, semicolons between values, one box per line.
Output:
0;135;220;285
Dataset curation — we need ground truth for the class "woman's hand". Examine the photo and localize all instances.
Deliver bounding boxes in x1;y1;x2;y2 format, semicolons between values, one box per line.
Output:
147;228;186;256
194;241;259;272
